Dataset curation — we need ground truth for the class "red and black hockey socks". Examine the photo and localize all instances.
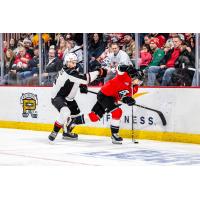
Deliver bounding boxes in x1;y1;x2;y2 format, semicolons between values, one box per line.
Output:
53;121;63;133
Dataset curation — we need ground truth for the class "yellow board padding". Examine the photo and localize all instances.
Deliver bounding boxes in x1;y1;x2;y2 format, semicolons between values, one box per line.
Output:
0;120;200;144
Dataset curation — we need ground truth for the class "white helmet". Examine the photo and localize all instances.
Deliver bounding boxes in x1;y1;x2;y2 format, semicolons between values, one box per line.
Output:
63;53;78;65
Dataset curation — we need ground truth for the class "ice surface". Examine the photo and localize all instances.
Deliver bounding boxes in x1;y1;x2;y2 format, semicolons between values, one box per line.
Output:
0;128;200;166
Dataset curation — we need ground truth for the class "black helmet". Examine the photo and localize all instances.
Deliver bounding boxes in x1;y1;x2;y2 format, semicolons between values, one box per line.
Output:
127;67;144;81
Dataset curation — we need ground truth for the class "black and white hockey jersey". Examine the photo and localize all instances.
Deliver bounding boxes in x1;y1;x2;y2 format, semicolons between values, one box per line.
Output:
51;67;99;101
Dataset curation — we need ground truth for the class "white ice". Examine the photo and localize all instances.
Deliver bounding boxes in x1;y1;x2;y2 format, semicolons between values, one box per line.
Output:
0;128;200;166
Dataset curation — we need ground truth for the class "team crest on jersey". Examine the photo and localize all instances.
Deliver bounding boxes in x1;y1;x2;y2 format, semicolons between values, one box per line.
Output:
20;93;38;118
118;90;129;98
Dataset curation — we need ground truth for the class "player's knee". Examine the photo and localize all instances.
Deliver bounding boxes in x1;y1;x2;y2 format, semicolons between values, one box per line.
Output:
111;108;122;120
88;112;100;122
59;107;71;122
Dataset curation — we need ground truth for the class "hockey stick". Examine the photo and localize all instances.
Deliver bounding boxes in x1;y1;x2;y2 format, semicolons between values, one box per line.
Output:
134;104;167;126
131;105;139;144
87;90;167;126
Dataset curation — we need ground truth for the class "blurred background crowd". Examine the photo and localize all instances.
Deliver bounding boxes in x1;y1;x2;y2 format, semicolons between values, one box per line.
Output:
0;33;199;87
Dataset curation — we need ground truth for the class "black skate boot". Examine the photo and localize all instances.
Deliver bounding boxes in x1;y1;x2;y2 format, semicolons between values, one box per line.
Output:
111;133;123;144
62;118;78;140
48;131;58;141
111;125;123;144
62;132;78;140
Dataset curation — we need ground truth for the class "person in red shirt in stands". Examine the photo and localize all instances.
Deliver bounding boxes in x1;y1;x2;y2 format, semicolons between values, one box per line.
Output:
139;44;152;70
14;46;32;68
8;46;32;85
147;35;182;86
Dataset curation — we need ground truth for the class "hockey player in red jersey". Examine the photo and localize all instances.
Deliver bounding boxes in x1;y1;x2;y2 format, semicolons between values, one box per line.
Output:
68;65;144;144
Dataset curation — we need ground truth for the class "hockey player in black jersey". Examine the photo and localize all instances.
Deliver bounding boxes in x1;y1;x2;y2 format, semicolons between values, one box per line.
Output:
48;53;107;141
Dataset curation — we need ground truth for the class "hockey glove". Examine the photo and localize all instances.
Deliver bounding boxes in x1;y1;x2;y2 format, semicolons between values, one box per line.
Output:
118;65;130;72
97;68;107;78
79;84;88;94
122;96;136;106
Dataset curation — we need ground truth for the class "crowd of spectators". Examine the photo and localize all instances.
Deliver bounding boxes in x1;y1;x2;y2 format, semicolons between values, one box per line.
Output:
0;33;197;86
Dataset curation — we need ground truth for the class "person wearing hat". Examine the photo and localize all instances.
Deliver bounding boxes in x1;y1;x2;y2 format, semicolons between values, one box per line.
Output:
66;65;144;144
148;38;165;67
23;38;34;57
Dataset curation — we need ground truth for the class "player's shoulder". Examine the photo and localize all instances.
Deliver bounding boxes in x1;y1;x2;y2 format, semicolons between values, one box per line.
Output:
63;68;78;76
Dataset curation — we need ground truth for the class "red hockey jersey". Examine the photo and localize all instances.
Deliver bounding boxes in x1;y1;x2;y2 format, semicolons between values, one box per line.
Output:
100;72;138;102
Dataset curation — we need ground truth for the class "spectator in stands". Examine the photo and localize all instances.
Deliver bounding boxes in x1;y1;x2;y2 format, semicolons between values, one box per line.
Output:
144;34;152;45
13;41;24;55
185;33;195;53
23;38;34;57
165;33;178;48
147;35;182;86
150;33;166;48
7;47;32;84
170;42;195;86
148;38;165;68
88;33;106;71
14;46;32;66
104;42;132;82
122;33;136;60
107;33;125;48
3;49;15;84
139;44;152;70
9;38;17;50
73;33;83;46
65;33;73;41
55;34;65;48
3;41;8;53
163;43;172;55
17;46;40;85
41;48;62;85
165;33;184;49
57;40;66;60
4;49;15;73
28;46;40;74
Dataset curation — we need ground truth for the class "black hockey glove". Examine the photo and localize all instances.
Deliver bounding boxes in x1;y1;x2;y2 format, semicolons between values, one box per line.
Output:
122;96;136;106
118;65;130;72
79;84;88;94
97;68;107;78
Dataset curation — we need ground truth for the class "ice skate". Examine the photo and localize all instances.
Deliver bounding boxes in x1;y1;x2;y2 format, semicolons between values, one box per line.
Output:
111;133;123;144
62;118;78;140
48;131;58;141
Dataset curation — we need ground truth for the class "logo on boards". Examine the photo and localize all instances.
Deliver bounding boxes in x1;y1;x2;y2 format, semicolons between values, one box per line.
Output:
20;93;38;118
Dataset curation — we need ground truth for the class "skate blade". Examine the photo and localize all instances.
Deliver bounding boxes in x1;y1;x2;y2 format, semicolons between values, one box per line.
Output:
48;136;56;142
62;136;78;140
112;140;122;144
48;140;55;145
